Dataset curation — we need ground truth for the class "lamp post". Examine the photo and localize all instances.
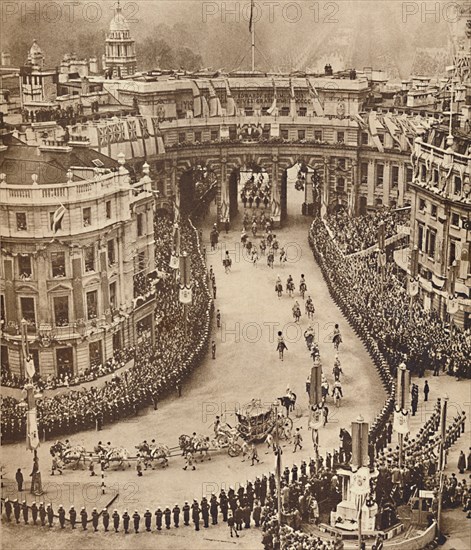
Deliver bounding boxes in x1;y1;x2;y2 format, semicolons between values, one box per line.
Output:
437;396;448;532
395;362;410;468
273;400;283;548
20;318;43;496
309;355;323;473
179;252;192;338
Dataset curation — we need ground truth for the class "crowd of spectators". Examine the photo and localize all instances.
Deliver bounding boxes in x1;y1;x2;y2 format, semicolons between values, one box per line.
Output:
1;212;213;442
309;218;470;380
324;207;409;255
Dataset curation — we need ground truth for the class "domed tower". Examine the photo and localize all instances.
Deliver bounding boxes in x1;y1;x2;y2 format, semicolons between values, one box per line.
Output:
26;39;45;69
104;1;137;78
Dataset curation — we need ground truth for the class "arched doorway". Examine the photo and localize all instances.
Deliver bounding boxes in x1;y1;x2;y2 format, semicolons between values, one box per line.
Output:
283;162;322;220
179;165;217;216
228;162;272;223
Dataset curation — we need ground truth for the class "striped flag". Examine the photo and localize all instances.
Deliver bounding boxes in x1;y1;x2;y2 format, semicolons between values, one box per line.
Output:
51;203;66;233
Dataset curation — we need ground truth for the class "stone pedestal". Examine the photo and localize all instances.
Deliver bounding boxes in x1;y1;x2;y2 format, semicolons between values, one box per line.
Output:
330;500;377;531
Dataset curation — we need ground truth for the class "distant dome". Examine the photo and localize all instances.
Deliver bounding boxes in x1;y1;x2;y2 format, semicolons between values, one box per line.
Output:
29;39;42;56
109;7;129;32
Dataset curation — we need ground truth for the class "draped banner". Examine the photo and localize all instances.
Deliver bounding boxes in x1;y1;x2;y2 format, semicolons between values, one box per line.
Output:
27;409;40;450
179;286;193;304
393;408;410;434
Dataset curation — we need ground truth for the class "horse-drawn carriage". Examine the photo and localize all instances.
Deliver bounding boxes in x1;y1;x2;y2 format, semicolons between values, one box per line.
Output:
236;399;293;443
179;427;242;459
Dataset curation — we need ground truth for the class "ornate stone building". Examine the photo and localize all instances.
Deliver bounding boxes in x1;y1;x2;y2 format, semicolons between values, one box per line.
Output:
104;3;137;79
0;132;157;378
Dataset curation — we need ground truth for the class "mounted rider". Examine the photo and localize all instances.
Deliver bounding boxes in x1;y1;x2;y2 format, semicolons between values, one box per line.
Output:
332;380;343;398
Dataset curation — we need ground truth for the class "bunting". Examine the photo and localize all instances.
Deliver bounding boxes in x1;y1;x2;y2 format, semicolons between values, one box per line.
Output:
289;78;297;117
51;203;67;233
208;80;223;117
368;111;384;153
192;81;202;118
306;78;324;116
267;78;278;116
225;79;237;116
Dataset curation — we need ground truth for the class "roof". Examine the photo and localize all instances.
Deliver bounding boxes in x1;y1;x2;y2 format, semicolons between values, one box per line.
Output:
0;144;119;185
109;7;129;32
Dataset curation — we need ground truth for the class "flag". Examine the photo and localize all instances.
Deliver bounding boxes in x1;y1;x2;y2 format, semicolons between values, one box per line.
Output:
267;78;278;116
192;81;202;117
225;79;237;116
202;95;210;117
179;285;193;304
306;78;324;116
208;80;223;117
368;111;384;153
249;0;254;33
289;79;297;117
51;203;66;233
393;408;410;434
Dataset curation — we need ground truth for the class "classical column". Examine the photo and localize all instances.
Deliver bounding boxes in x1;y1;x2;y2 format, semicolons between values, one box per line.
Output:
271;154;281;224
397;163;405;207
351;159;359;216
322;156;330;216
383;161;391;207
219;156;229;225
367;160;375;206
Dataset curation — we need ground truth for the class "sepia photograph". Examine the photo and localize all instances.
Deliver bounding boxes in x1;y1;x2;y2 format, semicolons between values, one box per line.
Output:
0;1;470;549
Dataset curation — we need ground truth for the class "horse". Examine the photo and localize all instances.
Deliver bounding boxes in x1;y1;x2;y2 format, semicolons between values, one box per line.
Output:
135;443;170;469
101;447;130;470
50;441;87;470
267;252;274;269
286;278;295;297
275;281;283;298
300;281;307;299
278;393;297;417
333;386;342;408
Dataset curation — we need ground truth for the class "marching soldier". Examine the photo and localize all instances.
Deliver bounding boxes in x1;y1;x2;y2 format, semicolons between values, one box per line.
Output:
132;510;140;533
4;498;12;522
292;463;298;483
80;507;88;530
144;509;152;531
227;510;239;538
39;502;46;526
22;500;29;524
155;507;163;530
172;504;180;527
253;500;261;527
250;443;260;466
112;509;120;532
219;490;228;522
164;506;171;529
31;501;38;525
201;497;210;528
122;510;130;534
183;450;196;471
58;505;66;528
92;508;99;531
293;428;303;452
182;501;190;526
69;505;77;529
210;493;219;524
102;508;110;532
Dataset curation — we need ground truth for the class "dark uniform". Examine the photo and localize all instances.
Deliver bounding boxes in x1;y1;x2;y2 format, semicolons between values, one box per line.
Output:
172;505;180;527
155;508;163;530
39;503;46;526
253;501;261;527
102;509;110;531
144;509;152;531
13;500;21;523
219;491;228;522
122;511;130;534
58;506;66;528
164;507;171;529
200;498;209;528
132;510;140;533
112;510;120;532
22;501;29;524
92;508;99;531
182;502;190;526
4;499;12;522
210;494;219;524
69;506;77;529
192;500;200;531
31;502;38;525
46;504;54;528
80;508;88;530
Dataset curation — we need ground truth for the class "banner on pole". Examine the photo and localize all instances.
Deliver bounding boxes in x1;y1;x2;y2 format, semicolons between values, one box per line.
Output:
408;277;419;297
351;467;370;496
179;286;192;304
27;409;40;450
170;254;179;270
393;408;410;434
308;404;323;430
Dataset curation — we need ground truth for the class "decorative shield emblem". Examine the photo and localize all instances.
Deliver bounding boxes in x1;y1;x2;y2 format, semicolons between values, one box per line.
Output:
179;286;192;304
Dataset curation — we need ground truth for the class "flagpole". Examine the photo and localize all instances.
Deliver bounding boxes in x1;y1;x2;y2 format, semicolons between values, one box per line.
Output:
251;0;255;72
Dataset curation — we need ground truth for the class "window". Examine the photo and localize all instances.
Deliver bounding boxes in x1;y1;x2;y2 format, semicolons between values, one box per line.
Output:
298;130;306;140
299;107;307;117
419;199;426;212
0;294;6;325
84;245;95;272
418;223;425;251
86;290;98;320
392;166;399;188
433;170;439;184
194;131;202;143
314;130;322;141
361;132;369;145
229;127;237;140
178;132;185;143
378;133;384;145
137;251;146;272
89;340;103;368
137;213;144;237
1;345;9;369
427;229;436;259
406;166;413;182
421;164;427;180
451;213;460;227
337;131;345;143
281;129;289;140
210;130;219;141
51;252;66;278
454;176;462;195
338;158;346;169
107;240;116;266
431;205;437;218
109;282;117;309
82;207;91;227
16;212;27;231
361;162;368;184
376;164;384;186
449;240;457;266
53;296;69;326
337;177;345;192
18;255;32;278
105;200;111;220
280;107;289;117
20;297;36;328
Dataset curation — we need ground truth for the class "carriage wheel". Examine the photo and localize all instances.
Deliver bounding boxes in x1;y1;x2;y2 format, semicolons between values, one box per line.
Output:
228;443;242;457
283;417;294;430
217;434;229;447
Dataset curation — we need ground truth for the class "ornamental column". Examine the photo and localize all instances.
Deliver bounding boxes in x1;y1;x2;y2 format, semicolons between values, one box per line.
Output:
383;161;391;207
367;160;375;206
